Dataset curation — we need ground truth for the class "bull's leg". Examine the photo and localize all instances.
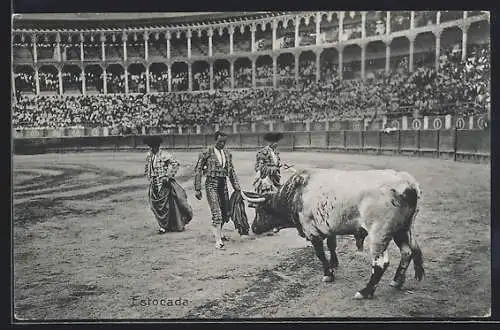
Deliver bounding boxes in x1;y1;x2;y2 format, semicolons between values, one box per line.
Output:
409;229;425;281
311;237;334;282
326;235;339;269
354;234;391;299
354;227;368;252
390;229;412;289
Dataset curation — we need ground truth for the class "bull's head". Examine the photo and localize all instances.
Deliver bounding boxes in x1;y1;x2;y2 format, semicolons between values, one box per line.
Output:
243;169;311;235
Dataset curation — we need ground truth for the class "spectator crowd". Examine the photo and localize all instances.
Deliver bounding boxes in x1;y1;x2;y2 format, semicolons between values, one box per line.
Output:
13;43;490;132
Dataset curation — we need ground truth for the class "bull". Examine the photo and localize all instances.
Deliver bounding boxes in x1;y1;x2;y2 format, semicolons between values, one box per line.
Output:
241;168;424;299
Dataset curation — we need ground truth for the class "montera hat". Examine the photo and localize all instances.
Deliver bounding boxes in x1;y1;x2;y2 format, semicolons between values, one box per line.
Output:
144;135;163;147
263;132;284;143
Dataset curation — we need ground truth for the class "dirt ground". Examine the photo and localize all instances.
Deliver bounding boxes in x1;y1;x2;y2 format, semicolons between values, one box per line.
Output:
12;151;491;320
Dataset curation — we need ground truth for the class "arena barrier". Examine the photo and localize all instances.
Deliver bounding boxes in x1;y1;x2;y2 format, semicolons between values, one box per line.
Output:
13;129;490;162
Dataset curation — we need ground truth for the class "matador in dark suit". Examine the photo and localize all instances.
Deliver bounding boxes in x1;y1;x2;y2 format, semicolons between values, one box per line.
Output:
194;131;241;249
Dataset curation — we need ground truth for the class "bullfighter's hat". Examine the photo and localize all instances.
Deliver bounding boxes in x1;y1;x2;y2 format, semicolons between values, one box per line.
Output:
263;132;284;143
144;135;163;148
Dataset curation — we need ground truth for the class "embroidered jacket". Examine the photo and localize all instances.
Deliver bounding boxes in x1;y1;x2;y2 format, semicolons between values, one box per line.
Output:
194;146;240;192
145;149;180;189
255;145;281;173
253;145;282;194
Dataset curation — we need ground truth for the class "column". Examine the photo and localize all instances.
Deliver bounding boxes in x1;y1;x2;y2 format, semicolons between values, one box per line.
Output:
166;32;171;59
316;12;321;45
386;11;391;36
208;28;213;57
144;32;149;61
272;56;277;87
32;33;38;63
230;60;234;88
81;68;86;95
338;46;343;80
122;33;127;62
167;64;172;92
410;11;415;30
272;20;277;51
435;30;441;71
103;67;107;94
188;62;192;91
124;66;129;94
12;68;16;103
34;68;40;94
58;67;63;95
100;34;106;61
295;16;300;48
462;23;469;61
251;58;256;87
338;11;344;42
55;33;61;61
187;30;192;58
361;11;367;39
316;50;321;82
360;43;366;80
294;54;299;85
229;27;234;54
251;24;256;52
80;33;84;61
385;40;391;73
145;65;150;93
209;61;214;90
436;10;441;25
409;35;415;72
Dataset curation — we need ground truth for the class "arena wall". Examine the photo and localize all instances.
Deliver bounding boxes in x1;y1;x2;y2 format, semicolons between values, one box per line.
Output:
13;129;490;162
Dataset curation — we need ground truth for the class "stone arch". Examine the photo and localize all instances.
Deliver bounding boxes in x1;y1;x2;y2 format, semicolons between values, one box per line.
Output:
390;36;410;72
106;63;125;94
299;51;316;81
149;63;168;92
84;64;103;94
365;40;386;78
414;31;436;68
14;65;35;94
365;11;386;37
320;12;340;43
298;15;317;46
255;55;273;87
254;22;272;51
170;31;188;58
276;19;295;49
342;11;362;41
192;60;210;91
38;65;59;94
128;63;146;93
61;65;82;94
390;11;411;32
343;44;362;79
277;52;295;87
233;25;252;53
213;59;230;90
171;61;188;91
234;57;252;88
440;26;464;60
415;11;437;28
320;47;339;81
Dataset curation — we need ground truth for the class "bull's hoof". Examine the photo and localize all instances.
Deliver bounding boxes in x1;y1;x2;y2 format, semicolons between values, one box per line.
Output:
354;287;374;299
414;266;425;281
389;280;404;290
322;275;334;283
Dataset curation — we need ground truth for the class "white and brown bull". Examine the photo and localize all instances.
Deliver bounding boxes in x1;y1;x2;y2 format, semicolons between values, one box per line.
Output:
242;168;424;299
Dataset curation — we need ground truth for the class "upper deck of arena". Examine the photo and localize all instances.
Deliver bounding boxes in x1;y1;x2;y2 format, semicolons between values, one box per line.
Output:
12;12;289;31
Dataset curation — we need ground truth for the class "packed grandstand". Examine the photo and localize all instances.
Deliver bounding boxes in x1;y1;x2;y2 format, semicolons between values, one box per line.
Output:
12;11;490;133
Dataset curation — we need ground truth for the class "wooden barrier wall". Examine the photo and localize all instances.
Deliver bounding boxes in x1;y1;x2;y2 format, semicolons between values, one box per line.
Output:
13;129;490;162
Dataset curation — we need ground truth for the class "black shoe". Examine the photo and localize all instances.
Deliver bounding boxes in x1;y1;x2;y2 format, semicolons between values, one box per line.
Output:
158;228;166;234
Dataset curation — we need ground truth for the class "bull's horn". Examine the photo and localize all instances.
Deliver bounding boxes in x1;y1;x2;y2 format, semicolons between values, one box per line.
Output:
240;191;266;203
